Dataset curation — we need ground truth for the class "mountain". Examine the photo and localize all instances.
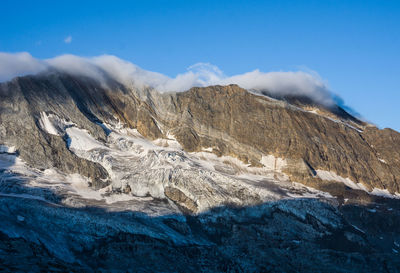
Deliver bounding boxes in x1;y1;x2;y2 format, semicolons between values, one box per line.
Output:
1;71;400;272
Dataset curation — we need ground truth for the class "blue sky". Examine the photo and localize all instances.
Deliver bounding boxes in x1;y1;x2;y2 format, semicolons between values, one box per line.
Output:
1;0;400;131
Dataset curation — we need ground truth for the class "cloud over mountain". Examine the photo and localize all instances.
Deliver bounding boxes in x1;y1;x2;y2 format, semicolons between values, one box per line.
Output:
0;52;334;106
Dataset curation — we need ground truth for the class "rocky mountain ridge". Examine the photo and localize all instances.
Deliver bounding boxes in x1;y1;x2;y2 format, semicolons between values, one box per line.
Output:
1;72;399;198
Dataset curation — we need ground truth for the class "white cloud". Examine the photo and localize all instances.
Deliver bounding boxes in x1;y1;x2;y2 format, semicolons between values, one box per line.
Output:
220;70;333;106
64;35;72;44
0;52;47;82
0;52;335;106
47;54;103;80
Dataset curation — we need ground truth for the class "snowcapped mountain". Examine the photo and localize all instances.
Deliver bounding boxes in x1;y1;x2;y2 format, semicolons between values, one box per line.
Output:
1;70;400;271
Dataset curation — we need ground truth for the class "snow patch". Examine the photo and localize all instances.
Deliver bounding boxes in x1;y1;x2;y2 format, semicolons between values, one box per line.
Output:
0;145;16;153
316;170;367;191
260;155;287;172
152;133;183;150
38;112;60;135
38;112;75;136
371;188;400;199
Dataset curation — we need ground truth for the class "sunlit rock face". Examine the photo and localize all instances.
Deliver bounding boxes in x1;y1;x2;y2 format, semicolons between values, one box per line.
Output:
1;72;400;272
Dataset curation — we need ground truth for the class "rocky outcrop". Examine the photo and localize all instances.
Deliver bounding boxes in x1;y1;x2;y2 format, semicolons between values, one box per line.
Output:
164;186;198;213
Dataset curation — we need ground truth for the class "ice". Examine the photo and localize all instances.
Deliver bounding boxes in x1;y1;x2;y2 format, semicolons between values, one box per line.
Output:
40;120;339;213
66;127;105;151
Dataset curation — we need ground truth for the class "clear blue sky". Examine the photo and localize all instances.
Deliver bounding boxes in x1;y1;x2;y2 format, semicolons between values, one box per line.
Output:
1;0;399;131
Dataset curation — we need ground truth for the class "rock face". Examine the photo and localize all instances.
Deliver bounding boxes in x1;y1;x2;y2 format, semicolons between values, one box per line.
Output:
154;85;400;194
1;71;400;272
0;76;109;187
